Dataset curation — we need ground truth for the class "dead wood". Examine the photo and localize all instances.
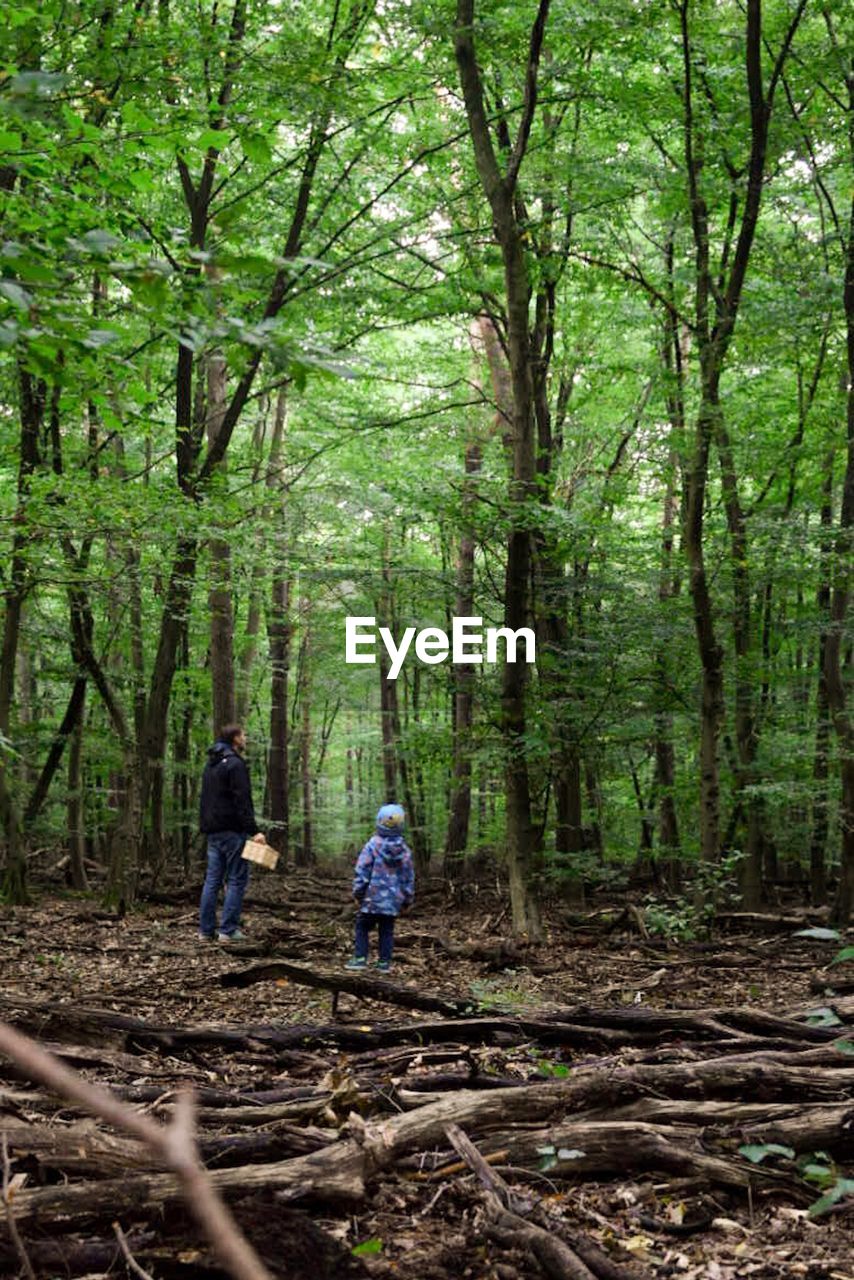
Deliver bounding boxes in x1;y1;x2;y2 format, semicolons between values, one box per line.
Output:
8;1053;840;1227
0;998;637;1053
475;1119;810;1190
445;1124;645;1280
0;1231;158;1276
0;1020;275;1280
582;1099;854;1153
715;911;830;931
221;960;479;1016
1;994;845;1073
395;933;526;966
811;971;854;995
537;1005;841;1043
0;1116;337;1177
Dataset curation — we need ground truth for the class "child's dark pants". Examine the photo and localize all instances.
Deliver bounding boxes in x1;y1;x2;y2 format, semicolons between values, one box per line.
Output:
355;912;395;964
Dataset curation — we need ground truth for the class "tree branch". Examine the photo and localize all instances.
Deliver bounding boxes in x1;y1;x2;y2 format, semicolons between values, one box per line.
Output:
0;1020;273;1280
505;0;552;191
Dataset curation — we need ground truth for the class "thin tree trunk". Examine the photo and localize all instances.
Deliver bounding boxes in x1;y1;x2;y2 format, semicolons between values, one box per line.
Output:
266;388;290;856
67;696;89;892
824;178;854;926
444;372;481;867
297;597;314;868
378;608;397;804
0;370;44;902
454;0;550;938
207;351;236;734
655;266;683;859
24;676;87;825
173;620;193;876
808;452;835;904
677;0;806;883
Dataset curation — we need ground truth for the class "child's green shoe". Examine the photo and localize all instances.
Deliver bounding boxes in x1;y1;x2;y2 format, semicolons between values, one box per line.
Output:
374;960;392;974
345;957;367;970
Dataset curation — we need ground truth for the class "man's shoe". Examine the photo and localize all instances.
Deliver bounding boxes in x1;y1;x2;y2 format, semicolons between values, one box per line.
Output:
345;957;367;970
217;929;246;943
374;960;392;974
198;931;215;942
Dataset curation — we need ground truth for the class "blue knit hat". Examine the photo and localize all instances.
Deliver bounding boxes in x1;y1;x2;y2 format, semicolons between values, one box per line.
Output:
376;803;405;831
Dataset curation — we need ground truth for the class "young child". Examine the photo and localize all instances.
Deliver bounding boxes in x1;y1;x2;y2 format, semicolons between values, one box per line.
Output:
346;803;414;973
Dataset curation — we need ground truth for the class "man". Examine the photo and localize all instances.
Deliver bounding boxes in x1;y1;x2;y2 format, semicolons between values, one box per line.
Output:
198;723;266;942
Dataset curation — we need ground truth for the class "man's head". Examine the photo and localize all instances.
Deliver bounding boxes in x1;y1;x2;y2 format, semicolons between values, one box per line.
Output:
219;724;247;754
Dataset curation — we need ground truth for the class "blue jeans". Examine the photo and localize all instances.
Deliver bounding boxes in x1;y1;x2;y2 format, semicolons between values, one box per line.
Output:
355;912;395;964
199;832;249;937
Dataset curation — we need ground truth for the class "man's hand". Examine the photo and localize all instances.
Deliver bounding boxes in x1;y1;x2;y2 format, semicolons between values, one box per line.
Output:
400;901;413;915
252;832;267;845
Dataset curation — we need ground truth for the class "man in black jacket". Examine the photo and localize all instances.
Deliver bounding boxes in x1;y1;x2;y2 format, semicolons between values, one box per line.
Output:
198;724;266;942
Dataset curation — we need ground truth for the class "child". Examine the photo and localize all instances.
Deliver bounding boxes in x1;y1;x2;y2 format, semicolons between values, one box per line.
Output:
346;803;414;973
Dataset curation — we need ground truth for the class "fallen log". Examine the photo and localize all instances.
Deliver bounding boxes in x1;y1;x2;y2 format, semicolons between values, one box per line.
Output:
1;995;846;1064
446;1123;646;1280
7;1057;842;1226
0;1117;337;1177
221;961;479;1017
579;1099;854;1154
0;999;640;1054
0;1232;158;1276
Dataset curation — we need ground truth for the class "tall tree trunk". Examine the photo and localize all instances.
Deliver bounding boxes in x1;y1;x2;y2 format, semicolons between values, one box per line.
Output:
235;399;270;722
455;0;550;939
297;597;314;868
824;177;854;925
67;696;89;892
655;271;683;860
810;451;835;905
715;420;763;905
444;344;482;867
173;620;193;876
23;675;87;826
677;0;806;874
684;394;725;865
0;370;44;902
378;549;429;872
206;351;236;734
266;389;290;856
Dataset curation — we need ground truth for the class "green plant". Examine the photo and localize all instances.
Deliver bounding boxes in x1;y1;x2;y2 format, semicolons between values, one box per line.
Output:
643;851;746;940
643;898;696;941
469;975;536;1014
351;1238;383;1257
536;1144;586;1172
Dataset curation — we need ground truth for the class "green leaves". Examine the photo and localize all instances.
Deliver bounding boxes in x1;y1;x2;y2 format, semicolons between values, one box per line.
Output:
808;1178;854;1220
537;1145;586;1172
351;1238;383;1256
804;1008;843;1028
240;133;273;165
0;280;33;311
738;1143;795;1165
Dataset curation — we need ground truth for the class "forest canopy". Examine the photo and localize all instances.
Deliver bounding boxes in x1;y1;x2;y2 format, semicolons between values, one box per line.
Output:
1;0;852;933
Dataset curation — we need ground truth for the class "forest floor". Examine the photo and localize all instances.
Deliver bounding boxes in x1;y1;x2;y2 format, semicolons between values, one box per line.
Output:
0;867;853;1280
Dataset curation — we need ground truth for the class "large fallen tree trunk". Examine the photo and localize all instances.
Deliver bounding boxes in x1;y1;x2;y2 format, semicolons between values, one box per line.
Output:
6;1056;853;1226
1;995;844;1059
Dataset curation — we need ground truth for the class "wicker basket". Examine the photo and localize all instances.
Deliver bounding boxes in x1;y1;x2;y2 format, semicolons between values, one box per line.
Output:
241;838;279;870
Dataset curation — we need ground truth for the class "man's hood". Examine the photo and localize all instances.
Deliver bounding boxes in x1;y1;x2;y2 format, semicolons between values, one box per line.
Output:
207;740;235;765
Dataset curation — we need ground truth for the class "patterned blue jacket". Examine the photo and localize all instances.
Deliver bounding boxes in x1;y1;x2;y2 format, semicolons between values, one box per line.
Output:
353;831;415;917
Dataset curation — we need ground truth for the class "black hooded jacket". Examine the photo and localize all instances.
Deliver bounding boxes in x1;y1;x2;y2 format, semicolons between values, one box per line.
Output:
199;740;257;836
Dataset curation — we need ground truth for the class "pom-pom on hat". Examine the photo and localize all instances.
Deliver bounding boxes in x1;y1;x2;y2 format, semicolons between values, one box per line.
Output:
376;803;405;830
